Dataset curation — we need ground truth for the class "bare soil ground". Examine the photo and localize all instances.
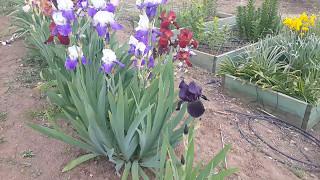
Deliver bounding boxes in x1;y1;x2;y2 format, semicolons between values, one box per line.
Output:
215;0;320;15
0;0;320;180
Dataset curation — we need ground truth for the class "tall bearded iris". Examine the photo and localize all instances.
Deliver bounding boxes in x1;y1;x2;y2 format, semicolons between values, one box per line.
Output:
136;0;167;19
129;12;156;68
57;0;75;21
88;0;119;17
101;49;125;74
52;11;72;36
77;0;89;9
65;45;87;70
93;10;123;39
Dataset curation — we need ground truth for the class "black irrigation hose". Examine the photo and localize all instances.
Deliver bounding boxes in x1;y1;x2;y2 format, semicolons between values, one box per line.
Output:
236;121;320;172
228;110;320;171
226;109;320;147
236;120;297;168
247;119;320;169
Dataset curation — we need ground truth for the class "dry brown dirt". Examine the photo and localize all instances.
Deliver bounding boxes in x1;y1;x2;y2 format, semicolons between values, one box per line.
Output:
0;0;320;180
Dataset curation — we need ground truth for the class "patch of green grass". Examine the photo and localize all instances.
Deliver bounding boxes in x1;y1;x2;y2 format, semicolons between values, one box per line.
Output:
21;150;35;158
0;112;7;122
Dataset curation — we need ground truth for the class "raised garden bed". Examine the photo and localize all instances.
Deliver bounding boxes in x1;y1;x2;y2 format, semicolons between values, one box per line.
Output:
190;39;252;73
222;74;320;130
187;14;256;73
204;12;237;29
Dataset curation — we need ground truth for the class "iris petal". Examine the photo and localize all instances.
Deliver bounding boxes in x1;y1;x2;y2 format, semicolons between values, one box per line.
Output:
96;23;107;37
65;57;78;70
110;22;123;30
101;63;114;74
187;100;205;118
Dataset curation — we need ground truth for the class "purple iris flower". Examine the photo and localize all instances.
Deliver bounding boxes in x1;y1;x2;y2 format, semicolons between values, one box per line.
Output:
56;0;75;21
95;23;107;36
62;10;76;21
77;0;88;9
137;0;167;19
101;63;115;73
105;3;116;13
101;61;125;73
134;30;149;45
93;10;123;38
65;57;78;70
145;5;158;19
101;49;125;74
56;24;72;36
178;80;207;118
128;44;136;55
52;11;72;36
148;56;155;68
88;8;97;17
151;28;161;42
88;0;117;17
81;56;87;64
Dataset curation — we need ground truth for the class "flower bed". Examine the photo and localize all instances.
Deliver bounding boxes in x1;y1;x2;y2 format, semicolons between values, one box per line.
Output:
190;39;251;73
222;74;320;130
189;0;281;73
220;12;320;129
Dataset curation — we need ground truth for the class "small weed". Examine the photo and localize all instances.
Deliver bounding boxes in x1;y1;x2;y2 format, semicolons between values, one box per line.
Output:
0;112;7;122
0;137;5;144
22;150;35;158
290;167;306;179
36;80;57;94
26;110;46;121
26;105;61;120
17;67;41;88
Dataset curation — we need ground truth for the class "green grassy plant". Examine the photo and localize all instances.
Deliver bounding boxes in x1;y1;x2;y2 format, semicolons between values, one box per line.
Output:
153;125;237;180
176;0;206;40
204;17;230;50
236;0;281;42
220;32;320;104
11;2;193;178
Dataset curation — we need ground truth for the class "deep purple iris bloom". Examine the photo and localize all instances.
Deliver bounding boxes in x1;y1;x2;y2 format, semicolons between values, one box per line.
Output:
178;80;206;118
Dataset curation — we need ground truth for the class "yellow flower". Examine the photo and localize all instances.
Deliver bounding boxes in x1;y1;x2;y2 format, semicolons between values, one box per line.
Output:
310;14;317;26
301;26;309;32
283;12;318;34
300;12;308;22
283;18;291;25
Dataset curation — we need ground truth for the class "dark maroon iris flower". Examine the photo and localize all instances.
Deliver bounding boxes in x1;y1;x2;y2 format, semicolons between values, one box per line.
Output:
178;80;207;118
